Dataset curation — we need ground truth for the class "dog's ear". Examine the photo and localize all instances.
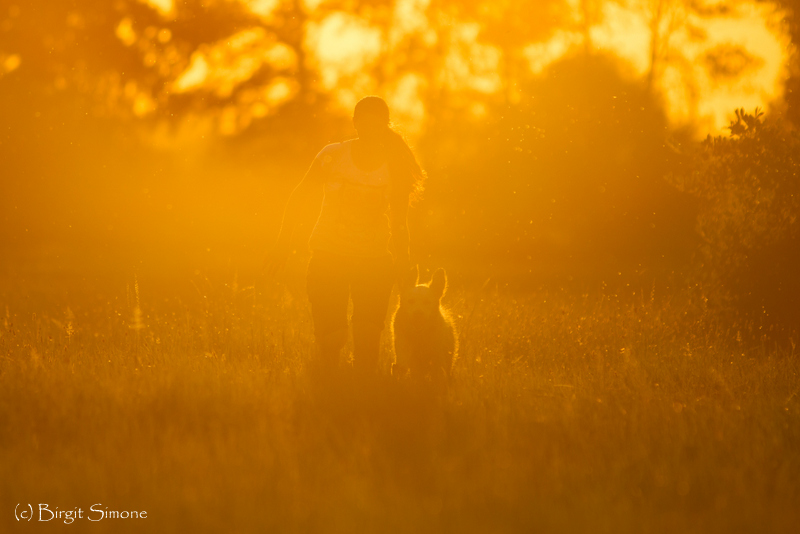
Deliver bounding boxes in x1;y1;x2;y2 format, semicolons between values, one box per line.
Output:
404;264;419;289
430;268;447;299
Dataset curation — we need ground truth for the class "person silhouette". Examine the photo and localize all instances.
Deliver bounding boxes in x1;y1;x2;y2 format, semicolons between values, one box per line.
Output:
264;96;425;375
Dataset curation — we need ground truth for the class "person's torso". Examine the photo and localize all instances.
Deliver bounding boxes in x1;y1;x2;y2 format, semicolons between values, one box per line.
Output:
308;140;392;257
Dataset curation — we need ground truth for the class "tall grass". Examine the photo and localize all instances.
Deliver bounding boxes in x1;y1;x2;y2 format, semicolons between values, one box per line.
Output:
1;267;798;533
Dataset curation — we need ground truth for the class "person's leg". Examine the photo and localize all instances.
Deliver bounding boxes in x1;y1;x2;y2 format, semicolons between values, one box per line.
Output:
350;253;395;375
306;250;349;373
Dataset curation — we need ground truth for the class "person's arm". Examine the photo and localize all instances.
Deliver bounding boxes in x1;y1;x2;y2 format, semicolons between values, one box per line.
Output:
263;155;326;276
389;187;411;279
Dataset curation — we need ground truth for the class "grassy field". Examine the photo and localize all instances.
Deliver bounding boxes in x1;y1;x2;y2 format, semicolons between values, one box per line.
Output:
1;261;799;533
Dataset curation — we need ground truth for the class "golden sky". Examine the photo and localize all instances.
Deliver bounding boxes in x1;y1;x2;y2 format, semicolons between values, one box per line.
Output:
108;0;793;137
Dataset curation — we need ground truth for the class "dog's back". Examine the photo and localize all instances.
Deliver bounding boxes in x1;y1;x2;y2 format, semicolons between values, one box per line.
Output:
392;267;456;381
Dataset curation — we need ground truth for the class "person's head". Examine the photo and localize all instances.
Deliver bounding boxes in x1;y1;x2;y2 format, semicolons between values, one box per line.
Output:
353;96;391;142
352;95;426;202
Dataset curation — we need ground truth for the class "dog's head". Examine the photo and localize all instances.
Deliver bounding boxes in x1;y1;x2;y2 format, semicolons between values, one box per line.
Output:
398;265;447;322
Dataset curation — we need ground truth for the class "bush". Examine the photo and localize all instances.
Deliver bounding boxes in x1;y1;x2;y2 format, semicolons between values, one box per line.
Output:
667;109;800;322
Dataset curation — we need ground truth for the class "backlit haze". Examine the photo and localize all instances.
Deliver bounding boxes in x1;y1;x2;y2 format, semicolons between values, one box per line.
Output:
0;0;796;288
2;2;800;532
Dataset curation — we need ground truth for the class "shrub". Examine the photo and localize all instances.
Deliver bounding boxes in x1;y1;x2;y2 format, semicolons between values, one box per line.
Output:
667;108;800;322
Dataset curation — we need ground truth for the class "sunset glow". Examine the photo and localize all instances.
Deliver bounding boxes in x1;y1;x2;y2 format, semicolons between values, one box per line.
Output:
84;0;795;137
524;1;790;132
3;1;800;532
139;0;174;17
